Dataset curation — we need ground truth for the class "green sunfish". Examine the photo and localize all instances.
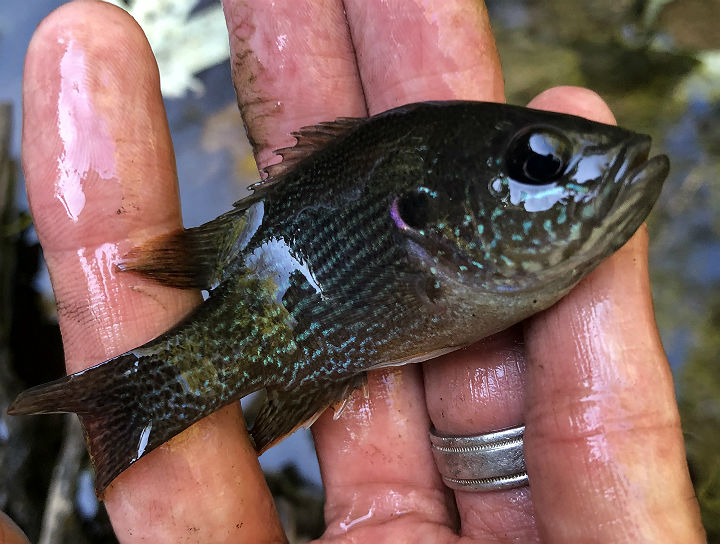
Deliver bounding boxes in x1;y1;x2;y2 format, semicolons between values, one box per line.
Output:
9;101;669;495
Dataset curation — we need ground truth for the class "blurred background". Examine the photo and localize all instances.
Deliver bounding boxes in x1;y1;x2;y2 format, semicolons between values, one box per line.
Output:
0;0;718;542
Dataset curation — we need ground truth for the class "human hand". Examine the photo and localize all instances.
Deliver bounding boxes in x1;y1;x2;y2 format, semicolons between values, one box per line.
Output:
9;0;705;542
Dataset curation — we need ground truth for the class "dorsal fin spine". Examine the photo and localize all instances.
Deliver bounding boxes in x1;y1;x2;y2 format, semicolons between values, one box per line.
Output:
259;115;366;183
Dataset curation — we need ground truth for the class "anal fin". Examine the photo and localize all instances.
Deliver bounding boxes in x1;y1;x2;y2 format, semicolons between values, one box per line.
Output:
251;376;364;453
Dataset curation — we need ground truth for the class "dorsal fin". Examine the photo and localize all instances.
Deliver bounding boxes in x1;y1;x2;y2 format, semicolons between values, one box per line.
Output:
251;116;366;190
249;102;453;192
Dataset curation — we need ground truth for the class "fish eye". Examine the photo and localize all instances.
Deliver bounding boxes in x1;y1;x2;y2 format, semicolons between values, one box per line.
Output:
392;187;438;231
505;128;572;185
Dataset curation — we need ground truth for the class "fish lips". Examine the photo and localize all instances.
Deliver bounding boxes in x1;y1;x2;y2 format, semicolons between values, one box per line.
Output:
603;135;669;229
562;134;669;289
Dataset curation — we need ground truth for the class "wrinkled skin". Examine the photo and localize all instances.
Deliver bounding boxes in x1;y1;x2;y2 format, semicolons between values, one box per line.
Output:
6;0;704;543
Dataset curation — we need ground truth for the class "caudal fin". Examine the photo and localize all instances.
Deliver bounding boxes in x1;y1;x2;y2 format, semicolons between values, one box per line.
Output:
8;354;156;496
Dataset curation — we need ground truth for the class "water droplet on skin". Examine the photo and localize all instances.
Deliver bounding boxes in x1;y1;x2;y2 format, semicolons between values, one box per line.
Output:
74;242;125;351
339;505;375;531
55;39;117;222
330;489;438;536
275;33;288;51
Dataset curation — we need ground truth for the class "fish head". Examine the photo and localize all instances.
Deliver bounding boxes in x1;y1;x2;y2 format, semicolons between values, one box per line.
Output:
390;104;669;299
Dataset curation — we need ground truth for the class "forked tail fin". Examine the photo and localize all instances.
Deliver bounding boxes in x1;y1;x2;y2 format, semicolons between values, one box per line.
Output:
10;354;172;496
9;277;275;495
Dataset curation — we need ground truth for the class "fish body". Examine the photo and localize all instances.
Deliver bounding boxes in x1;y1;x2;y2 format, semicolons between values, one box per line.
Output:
9;101;669;494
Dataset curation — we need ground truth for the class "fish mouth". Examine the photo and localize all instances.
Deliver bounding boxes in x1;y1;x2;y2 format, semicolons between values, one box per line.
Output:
602;135;668;233
569;135;669;275
614;135;653;185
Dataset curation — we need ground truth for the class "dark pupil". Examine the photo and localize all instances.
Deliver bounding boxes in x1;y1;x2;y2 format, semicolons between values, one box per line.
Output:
506;129;572;185
397;189;433;230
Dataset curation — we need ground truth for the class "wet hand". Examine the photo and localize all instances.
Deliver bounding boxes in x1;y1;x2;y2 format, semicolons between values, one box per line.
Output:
12;1;705;543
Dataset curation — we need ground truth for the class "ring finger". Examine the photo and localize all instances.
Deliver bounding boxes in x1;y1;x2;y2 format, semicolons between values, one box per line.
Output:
423;329;538;542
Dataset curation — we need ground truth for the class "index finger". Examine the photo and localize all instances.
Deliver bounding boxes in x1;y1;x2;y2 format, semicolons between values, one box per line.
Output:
22;3;281;541
309;0;512;539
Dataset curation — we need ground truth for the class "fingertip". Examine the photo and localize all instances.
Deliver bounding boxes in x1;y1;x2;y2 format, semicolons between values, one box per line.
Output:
21;0;190;367
26;0;150;84
344;0;504;112
222;0;365;168
23;0;178;253
527;86;617;125
30;0;144;44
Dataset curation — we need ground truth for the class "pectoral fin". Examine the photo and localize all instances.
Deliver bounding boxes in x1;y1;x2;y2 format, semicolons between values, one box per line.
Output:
251;376;364;453
118;198;262;290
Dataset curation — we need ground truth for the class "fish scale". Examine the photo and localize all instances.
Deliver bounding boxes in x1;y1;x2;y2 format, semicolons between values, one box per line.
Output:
8;100;668;496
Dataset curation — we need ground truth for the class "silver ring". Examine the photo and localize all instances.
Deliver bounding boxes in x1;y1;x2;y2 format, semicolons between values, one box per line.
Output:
429;424;528;491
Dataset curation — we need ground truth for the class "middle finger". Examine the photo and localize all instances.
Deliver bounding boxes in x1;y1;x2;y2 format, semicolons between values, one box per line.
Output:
347;0;540;540
222;0;367;168
315;0;533;540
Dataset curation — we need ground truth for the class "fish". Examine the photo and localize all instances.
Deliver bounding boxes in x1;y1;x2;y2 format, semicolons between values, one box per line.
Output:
8;100;669;495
